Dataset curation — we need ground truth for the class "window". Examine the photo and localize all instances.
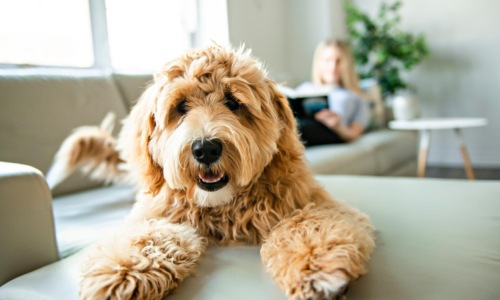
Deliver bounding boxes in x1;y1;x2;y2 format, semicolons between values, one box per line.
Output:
105;0;194;71
0;0;94;67
0;0;229;70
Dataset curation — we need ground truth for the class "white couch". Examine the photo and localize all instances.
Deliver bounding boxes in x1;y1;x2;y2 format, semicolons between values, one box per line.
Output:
1;162;499;299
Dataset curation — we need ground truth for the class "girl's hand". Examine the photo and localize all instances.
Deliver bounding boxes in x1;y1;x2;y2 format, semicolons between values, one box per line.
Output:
314;109;342;130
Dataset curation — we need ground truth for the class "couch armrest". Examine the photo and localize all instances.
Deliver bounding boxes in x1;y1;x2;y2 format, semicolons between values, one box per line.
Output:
0;162;59;285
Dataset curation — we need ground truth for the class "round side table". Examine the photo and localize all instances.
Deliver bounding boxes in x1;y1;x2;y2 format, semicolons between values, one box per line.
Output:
389;118;488;179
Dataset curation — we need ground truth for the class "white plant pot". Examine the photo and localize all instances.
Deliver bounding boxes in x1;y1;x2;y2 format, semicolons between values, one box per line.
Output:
392;94;419;120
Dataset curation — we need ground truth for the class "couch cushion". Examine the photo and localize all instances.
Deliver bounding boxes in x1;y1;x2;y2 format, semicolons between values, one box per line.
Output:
306;141;377;175
355;130;417;175
0;246;284;300
1;176;499;299
52;184;135;258
112;72;153;109
305;129;417;176
0;69;129;196
318;176;500;300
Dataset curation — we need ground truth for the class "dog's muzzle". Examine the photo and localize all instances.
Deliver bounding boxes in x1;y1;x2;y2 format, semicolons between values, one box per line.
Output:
192;138;229;192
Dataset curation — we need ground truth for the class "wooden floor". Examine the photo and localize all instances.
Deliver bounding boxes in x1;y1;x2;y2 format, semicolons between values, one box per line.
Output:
425;166;500;180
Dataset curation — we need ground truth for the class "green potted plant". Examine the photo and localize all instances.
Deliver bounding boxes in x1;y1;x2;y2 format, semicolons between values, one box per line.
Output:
345;0;429;119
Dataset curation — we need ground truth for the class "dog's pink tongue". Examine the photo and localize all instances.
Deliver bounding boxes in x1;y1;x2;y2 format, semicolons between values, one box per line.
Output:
199;170;223;183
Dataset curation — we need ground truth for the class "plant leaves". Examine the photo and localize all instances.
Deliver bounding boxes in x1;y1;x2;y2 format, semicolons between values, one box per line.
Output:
344;0;429;99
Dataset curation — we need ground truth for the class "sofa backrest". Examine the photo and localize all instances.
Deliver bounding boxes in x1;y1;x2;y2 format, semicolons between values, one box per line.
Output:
112;72;153;108
0;70;130;196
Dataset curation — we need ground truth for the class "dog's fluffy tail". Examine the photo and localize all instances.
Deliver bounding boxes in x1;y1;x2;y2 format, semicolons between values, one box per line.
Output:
46;112;127;189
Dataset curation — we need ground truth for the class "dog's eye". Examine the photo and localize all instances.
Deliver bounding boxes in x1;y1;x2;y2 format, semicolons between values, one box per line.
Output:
224;94;240;111
176;99;188;114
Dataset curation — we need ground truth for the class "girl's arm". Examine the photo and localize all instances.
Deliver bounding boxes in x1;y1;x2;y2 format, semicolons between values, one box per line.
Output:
331;121;364;142
314;109;364;142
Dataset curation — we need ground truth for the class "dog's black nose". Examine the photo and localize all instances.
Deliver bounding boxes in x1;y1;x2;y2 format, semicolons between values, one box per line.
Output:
191;138;223;165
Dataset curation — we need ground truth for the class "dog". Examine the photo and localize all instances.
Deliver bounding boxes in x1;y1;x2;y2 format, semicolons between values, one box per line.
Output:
48;45;375;300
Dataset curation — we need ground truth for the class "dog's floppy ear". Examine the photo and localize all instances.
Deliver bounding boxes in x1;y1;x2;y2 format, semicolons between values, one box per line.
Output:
120;84;165;195
265;79;306;159
266;80;299;136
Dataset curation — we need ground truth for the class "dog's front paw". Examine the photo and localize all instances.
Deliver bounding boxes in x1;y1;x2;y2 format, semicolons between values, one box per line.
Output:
80;266;170;300
79;242;182;300
79;220;206;300
261;206;375;300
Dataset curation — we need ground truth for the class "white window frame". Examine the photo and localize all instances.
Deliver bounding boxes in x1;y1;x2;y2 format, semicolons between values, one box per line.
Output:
89;0;112;70
0;0;211;70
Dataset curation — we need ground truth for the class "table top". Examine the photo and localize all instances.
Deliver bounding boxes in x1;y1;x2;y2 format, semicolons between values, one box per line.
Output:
389;118;488;130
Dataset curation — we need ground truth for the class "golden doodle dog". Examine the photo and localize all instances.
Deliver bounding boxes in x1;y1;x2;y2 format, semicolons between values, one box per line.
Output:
48;45;375;300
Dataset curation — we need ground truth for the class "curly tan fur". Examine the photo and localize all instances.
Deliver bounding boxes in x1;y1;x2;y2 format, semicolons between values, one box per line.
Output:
75;45;375;300
80;220;206;300
46;112;127;189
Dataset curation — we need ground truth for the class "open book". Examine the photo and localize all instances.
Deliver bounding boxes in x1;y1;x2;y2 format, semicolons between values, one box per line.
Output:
277;85;330;118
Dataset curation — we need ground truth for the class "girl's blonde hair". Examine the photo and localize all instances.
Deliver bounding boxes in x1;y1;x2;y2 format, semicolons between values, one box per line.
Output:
312;39;363;95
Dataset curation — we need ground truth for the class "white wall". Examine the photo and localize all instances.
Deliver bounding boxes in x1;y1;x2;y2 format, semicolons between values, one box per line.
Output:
226;0;345;86
226;0;290;82
353;0;500;167
287;0;346;86
226;0;500;167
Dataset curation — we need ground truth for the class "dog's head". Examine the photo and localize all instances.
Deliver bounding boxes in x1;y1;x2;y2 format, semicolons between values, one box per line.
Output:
120;45;300;207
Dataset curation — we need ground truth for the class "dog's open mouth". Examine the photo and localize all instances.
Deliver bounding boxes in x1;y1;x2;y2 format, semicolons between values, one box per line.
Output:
197;170;229;192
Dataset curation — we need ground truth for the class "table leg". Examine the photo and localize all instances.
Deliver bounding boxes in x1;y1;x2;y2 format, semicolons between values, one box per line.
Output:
418;130;431;178
454;128;476;180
